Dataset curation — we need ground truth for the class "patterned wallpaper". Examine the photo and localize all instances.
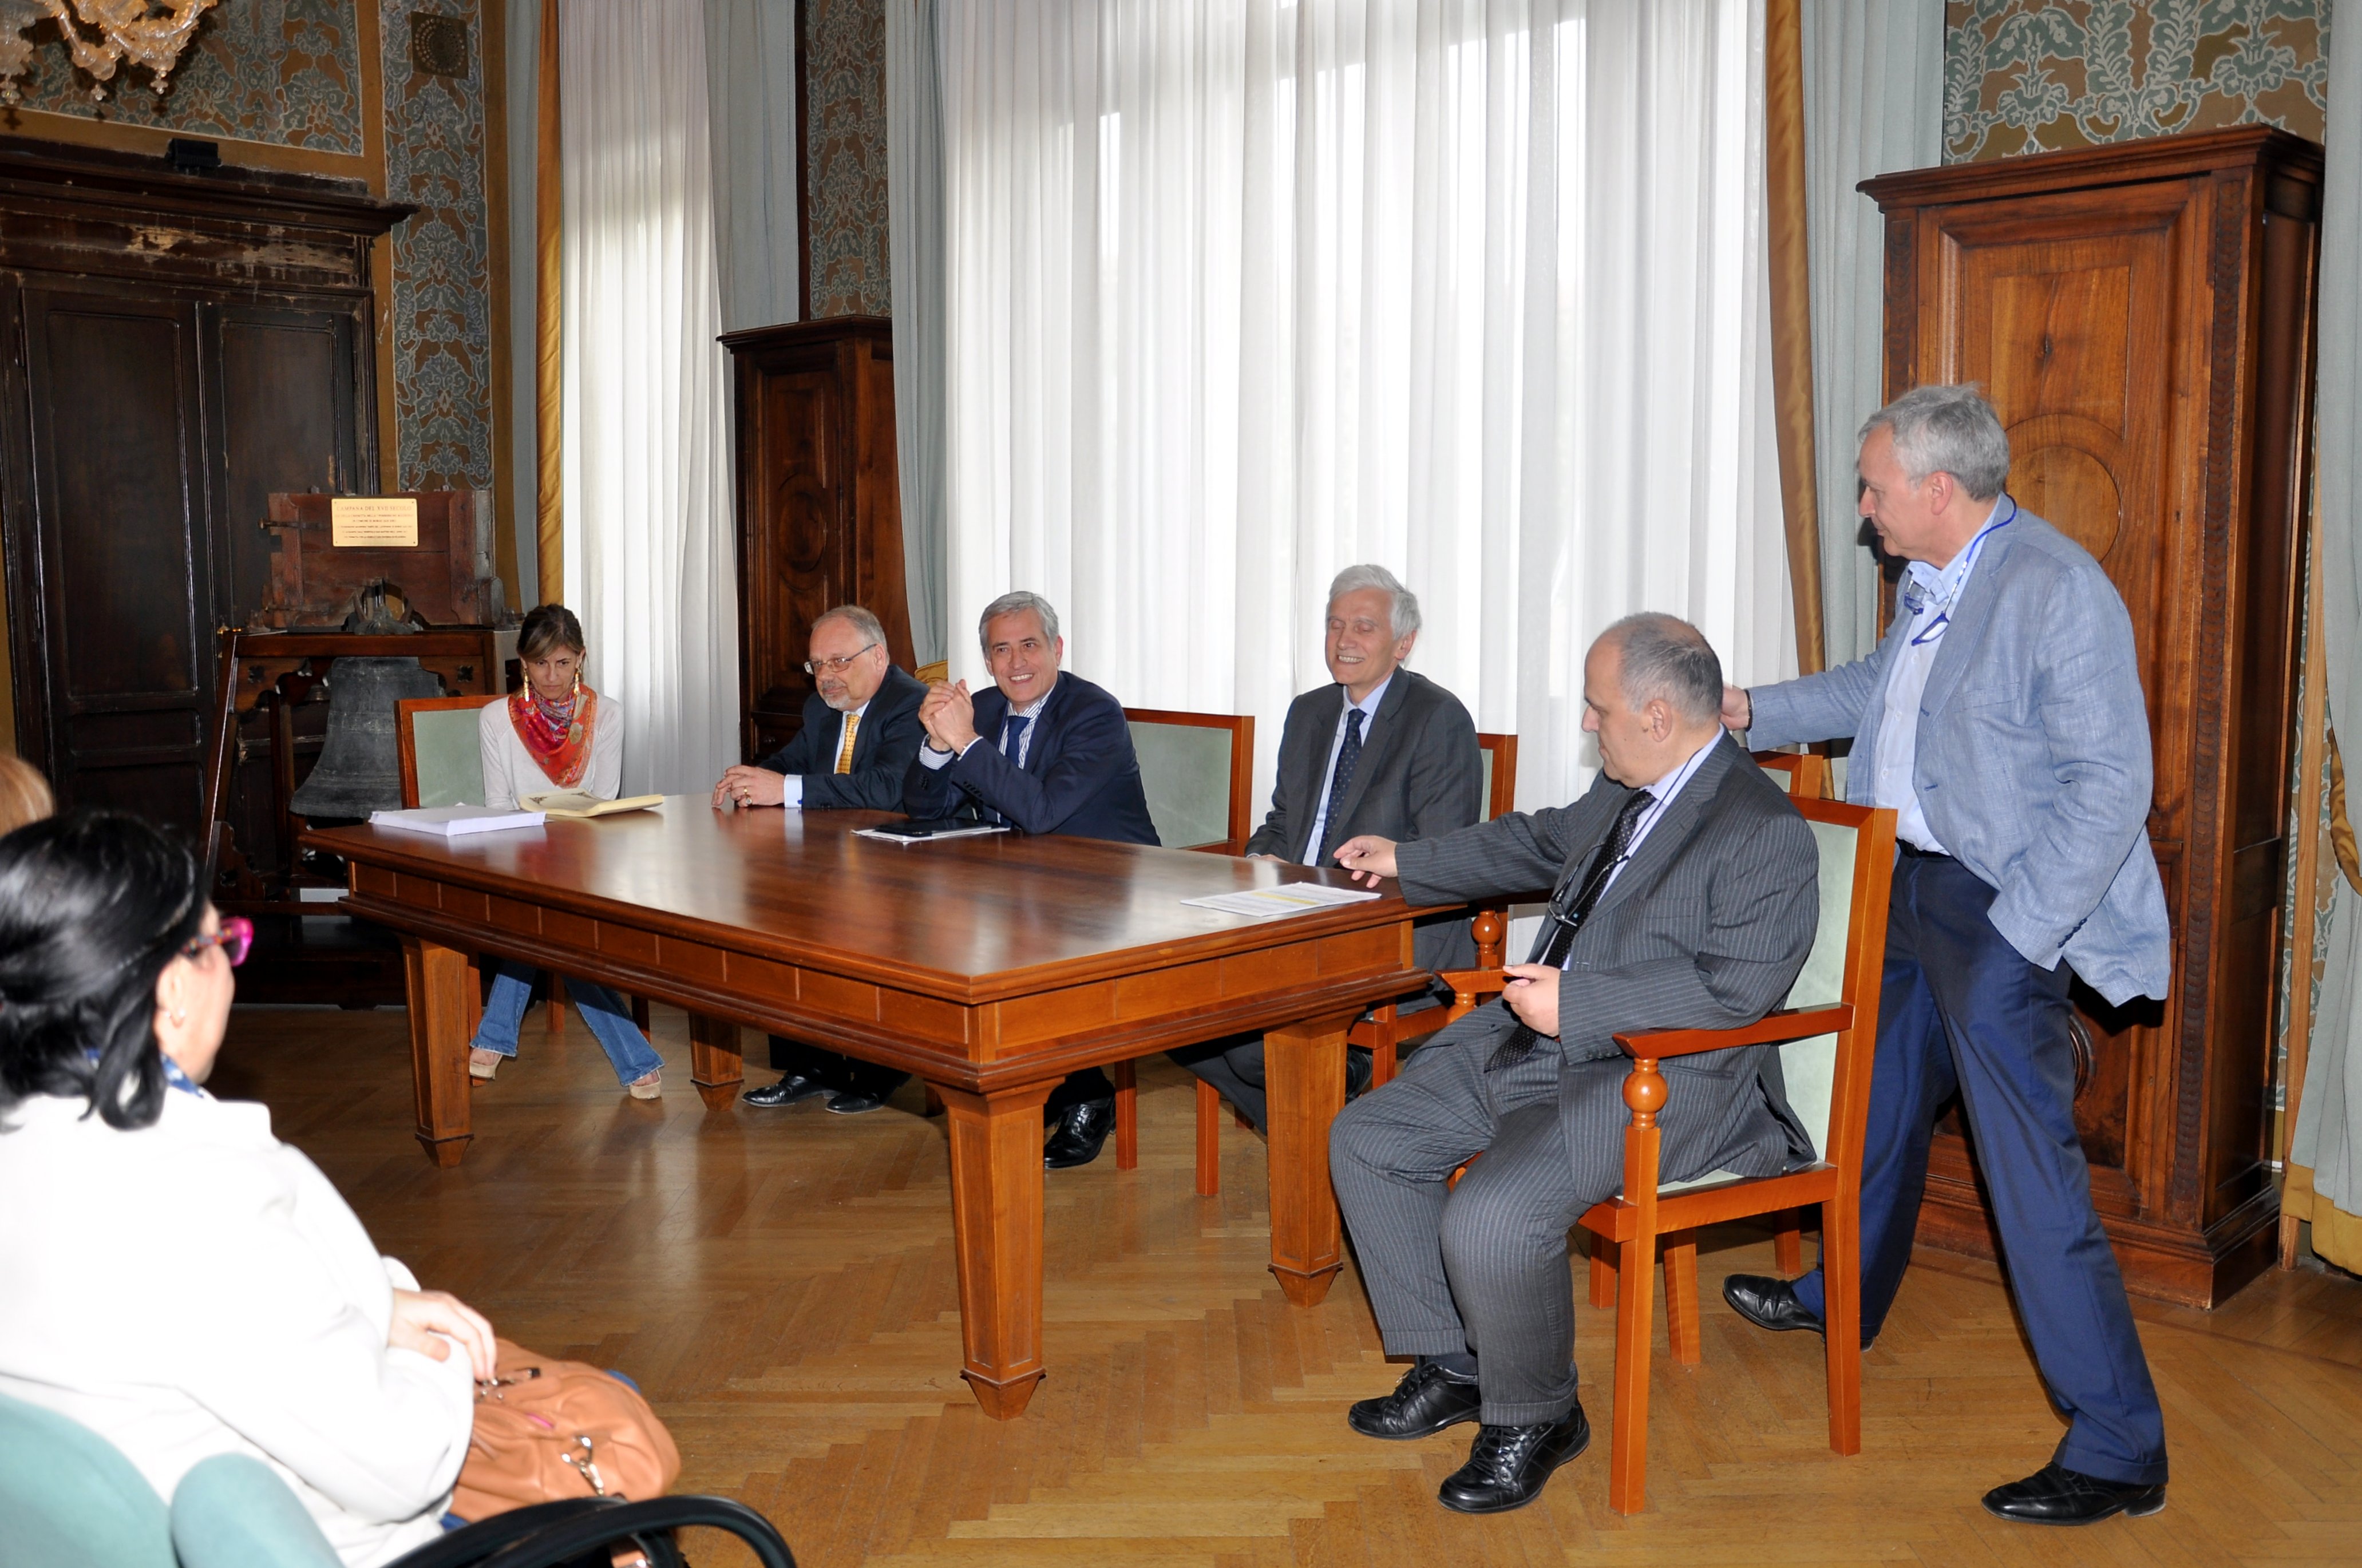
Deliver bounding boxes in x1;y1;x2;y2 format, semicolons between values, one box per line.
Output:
806;0;891;316
1945;1;2331;161
8;0;365;154
379;0;494;493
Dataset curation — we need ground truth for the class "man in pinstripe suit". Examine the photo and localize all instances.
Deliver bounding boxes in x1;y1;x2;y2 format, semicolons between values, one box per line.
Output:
1328;613;1818;1514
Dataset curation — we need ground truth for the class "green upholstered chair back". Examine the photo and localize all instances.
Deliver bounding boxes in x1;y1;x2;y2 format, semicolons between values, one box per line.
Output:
1475;732;1518;821
1126;711;1250;852
1478;749;1495;815
171;1454;341;1568
0;1389;175;1568
1774;815;1862;1162
399;698;497;809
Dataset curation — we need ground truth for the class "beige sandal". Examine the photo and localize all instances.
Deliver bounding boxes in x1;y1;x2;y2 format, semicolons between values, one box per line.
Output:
627;1070;662;1100
469;1048;504;1081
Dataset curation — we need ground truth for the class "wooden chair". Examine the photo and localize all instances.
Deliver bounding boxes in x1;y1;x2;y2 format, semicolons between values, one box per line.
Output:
394;696;651;1039
1447;798;1894;1512
1190;732;1522;1197
1752;749;1831;801
1103;708;1257;1167
1747;749;1831;1269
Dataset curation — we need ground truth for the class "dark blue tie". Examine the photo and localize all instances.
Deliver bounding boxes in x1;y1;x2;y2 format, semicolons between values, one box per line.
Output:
1000;713;1034;764
1315;707;1367;865
1487;787;1653;1071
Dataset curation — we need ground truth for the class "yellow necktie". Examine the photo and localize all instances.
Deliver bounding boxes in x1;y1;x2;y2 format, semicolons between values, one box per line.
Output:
834;712;860;774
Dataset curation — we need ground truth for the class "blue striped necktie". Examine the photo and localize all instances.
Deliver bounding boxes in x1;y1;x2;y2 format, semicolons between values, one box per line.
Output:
1315;708;1367;865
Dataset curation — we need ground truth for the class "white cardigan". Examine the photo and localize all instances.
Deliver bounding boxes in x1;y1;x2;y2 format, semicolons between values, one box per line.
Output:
0;1090;476;1567
479;692;624;808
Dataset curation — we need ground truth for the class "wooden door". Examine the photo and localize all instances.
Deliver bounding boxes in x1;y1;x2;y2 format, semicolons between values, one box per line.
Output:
10;283;219;832
1915;180;2201;1195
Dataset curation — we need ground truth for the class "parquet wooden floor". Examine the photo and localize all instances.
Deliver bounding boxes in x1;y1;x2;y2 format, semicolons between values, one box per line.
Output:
212;1002;2362;1567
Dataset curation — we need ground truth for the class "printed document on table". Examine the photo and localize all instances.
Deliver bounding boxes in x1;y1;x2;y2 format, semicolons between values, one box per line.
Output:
1182;882;1383;918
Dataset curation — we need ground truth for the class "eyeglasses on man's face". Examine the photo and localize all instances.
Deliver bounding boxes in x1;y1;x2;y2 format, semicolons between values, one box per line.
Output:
804;643;880;677
181;916;254;968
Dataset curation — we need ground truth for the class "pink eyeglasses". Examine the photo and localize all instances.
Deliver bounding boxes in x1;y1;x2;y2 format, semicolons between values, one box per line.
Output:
180;916;254;968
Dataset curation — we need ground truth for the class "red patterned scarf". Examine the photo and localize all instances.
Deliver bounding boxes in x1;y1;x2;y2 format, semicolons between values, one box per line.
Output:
508;685;599;789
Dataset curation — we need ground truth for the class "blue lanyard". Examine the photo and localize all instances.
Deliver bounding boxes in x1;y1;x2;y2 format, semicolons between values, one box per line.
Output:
1902;496;2015;647
85;1048;205;1099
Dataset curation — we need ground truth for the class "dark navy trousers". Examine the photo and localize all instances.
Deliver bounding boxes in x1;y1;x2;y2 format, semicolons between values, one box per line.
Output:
1790;849;2167;1487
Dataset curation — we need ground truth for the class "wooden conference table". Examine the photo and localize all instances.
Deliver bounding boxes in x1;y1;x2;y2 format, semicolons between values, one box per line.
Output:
306;802;1435;1416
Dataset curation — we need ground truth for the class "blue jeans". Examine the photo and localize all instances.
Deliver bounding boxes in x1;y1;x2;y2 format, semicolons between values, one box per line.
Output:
471;959;663;1087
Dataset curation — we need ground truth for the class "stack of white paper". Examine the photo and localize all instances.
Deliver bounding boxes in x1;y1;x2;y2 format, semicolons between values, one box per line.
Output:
369;806;546;838
1182;882;1383;918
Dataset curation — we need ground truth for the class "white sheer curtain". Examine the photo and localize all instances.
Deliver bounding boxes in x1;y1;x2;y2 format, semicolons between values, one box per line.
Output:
887;0;951;667
939;0;1793;813
1801;0;1943;666
560;0;741;797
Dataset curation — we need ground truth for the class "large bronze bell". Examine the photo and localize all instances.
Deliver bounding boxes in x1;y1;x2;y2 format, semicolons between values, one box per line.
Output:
288;584;444;819
288;658;446;818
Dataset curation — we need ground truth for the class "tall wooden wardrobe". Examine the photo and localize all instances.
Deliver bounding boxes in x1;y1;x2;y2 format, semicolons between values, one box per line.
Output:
722;317;916;761
1863;126;2319;1306
0;136;410;844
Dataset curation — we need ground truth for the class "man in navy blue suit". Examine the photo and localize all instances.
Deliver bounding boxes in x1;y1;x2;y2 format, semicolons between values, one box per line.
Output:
715;604;932;1115
905;591;1160;1166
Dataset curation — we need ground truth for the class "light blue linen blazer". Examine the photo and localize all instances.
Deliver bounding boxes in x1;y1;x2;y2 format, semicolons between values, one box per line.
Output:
1746;503;2170;1006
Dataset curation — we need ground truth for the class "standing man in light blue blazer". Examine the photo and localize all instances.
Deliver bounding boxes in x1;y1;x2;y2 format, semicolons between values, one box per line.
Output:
1724;385;2172;1528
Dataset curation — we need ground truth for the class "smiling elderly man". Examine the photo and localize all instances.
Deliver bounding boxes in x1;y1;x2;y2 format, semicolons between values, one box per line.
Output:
717;603;932;1115
1327;613;1817;1515
1176;564;1482;1130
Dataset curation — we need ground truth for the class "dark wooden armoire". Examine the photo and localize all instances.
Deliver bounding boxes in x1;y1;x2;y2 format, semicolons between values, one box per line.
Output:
722;316;917;761
1863;127;2319;1306
0;136;411;844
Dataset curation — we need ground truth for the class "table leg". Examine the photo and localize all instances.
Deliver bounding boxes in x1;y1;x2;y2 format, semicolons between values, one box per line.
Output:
403;938;473;1167
688;1013;743;1110
1264;1008;1356;1305
936;1080;1057;1418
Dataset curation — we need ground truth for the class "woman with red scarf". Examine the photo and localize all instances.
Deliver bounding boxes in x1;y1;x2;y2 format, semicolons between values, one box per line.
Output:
468;605;664;1098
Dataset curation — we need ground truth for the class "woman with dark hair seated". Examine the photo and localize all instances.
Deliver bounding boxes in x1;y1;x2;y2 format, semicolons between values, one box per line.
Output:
0;812;494;1566
470;602;666;1098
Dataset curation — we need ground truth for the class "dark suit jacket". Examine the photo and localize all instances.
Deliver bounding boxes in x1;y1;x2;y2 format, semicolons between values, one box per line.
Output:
756;664;929;811
901;672;1160;845
1394;734;1819;1182
1248;669;1483;972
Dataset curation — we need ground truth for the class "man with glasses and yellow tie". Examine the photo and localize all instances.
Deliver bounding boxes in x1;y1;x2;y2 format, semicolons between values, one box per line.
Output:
714;603;931;1114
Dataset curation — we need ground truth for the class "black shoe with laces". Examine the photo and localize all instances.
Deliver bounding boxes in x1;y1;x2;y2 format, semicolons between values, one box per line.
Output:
1435;1404;1592;1514
1042;1098;1115;1169
1346;1359;1482;1441
1981;1462;2165;1526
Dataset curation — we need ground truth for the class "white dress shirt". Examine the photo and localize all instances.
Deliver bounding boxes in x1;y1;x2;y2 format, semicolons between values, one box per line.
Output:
781;694;873;808
1300;675;1392;864
1872;497;2015;854
1597;732;1720;900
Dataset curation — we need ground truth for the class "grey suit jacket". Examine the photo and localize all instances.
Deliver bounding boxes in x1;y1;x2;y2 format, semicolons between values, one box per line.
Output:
1248;668;1483;972
1746;504;2168;1005
1394;735;1820;1181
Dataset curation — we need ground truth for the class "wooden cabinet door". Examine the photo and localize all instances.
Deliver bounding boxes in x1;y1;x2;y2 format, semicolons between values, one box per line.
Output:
1908;179;2205;1206
12;284;219;834
743;367;844;758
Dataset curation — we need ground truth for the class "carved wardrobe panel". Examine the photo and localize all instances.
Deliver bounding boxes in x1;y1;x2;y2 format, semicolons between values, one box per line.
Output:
1864;126;2319;1307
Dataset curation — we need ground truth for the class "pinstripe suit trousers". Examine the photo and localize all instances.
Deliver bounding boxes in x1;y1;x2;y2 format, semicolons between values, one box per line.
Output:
1331;1028;1635;1427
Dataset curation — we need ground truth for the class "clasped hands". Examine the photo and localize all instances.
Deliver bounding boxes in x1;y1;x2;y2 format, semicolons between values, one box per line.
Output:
1330;835;1561;1040
918;680;981;755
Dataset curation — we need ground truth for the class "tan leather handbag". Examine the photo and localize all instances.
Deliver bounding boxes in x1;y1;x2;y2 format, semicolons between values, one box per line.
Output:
450;1338;682;1520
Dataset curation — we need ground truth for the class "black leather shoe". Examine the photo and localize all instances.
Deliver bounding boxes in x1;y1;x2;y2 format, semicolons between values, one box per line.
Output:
1346;1046;1374;1100
1346;1360;1481;1440
1043;1098;1115;1169
1982;1463;2165;1526
743;1074;829;1108
1723;1273;1826;1336
1437;1405;1591;1514
826;1088;891;1114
